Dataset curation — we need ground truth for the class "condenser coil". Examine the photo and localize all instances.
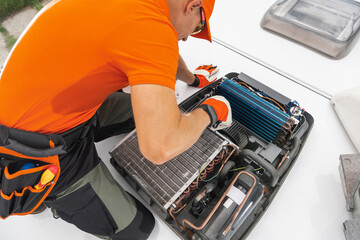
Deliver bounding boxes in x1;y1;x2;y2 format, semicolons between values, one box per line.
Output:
218;79;291;143
110;129;229;210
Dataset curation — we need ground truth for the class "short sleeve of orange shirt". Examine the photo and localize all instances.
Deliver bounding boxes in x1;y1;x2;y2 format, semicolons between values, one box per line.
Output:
0;0;179;134
101;1;179;88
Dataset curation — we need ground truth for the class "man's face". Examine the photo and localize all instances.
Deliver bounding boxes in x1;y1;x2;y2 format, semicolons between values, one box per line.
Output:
177;6;204;41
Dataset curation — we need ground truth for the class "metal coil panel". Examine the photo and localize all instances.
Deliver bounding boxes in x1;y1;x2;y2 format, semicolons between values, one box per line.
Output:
110;129;228;210
219;79;290;142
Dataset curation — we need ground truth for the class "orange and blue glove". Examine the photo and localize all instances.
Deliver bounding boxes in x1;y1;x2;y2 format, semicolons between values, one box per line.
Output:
190;65;219;88
197;96;232;131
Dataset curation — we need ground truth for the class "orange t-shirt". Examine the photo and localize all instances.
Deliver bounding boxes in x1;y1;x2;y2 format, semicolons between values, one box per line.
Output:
0;0;178;134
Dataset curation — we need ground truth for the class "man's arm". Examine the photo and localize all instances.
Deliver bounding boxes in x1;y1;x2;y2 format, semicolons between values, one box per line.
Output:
176;55;196;85
176;55;219;88
131;84;210;164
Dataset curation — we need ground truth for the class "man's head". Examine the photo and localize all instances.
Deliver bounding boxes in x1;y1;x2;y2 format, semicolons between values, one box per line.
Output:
168;0;215;42
191;0;214;42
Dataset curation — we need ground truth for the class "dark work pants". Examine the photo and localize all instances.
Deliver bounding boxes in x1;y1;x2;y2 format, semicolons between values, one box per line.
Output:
44;92;155;240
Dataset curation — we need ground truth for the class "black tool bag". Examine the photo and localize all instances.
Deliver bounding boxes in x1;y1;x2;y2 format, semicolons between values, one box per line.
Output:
0;125;65;219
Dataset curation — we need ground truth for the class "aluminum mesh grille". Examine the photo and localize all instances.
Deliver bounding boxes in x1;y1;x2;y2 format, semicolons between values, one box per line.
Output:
110;129;226;209
219;79;290;142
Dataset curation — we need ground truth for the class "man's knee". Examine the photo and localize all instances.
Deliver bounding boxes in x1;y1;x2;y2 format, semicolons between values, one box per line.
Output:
112;197;155;240
45;162;155;240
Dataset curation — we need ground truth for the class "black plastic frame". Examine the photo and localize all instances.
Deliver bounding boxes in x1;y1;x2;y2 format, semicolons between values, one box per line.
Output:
110;72;314;240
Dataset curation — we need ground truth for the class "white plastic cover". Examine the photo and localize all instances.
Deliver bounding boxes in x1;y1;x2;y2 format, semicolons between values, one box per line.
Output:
261;0;360;58
332;86;360;153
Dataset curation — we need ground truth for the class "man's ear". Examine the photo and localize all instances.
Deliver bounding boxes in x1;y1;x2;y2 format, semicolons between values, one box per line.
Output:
185;0;203;15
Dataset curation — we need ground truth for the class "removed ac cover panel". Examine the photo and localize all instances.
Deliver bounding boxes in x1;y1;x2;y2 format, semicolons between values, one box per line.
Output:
261;0;360;58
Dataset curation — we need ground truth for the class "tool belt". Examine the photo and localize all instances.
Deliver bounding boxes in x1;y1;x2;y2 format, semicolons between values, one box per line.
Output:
0;117;96;219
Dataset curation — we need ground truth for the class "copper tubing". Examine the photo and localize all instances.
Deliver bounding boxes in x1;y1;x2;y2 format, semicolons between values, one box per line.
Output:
216;145;237;176
169;170;247;231
222;171;257;236
206;161;215;172
214;148;227;164
276;151;289;170
201;145;237;183
194;145;236;186
183;187;191;197
172;203;188;214
200;169;207;180
277;136;301;176
190;181;198;190
173;187;191;212
169;144;238;231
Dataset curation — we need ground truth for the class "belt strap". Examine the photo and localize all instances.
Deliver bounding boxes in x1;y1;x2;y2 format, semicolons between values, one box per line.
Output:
0;125;66;158
0;115;97;158
57;115;97;148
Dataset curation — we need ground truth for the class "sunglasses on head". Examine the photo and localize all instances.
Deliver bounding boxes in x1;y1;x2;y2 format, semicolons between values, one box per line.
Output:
191;7;206;35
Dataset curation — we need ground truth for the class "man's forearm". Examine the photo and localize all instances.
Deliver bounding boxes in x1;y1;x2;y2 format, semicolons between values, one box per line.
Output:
176;55;196;85
161;108;211;160
131;84;211;164
138;107;211;164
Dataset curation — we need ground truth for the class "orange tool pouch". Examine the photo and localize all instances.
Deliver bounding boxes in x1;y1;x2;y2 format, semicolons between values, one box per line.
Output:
0;125;66;219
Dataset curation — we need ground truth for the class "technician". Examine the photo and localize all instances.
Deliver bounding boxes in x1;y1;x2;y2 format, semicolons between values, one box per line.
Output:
0;0;231;239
